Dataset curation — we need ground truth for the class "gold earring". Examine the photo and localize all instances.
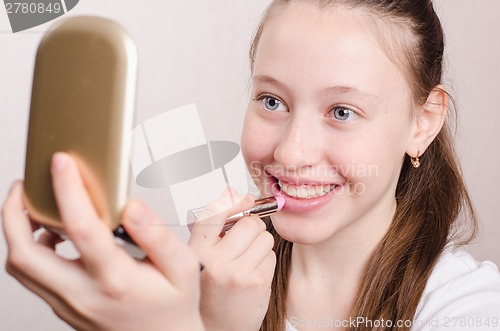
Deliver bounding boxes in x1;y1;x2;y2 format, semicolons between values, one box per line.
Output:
410;150;421;168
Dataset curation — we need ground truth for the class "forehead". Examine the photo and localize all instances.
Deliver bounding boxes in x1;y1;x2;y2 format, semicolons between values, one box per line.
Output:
253;2;410;97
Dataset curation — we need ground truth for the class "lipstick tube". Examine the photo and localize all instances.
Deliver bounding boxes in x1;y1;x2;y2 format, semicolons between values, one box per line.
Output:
187;196;285;232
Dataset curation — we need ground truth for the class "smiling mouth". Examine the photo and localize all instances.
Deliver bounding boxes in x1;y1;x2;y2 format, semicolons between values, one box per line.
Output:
276;179;338;199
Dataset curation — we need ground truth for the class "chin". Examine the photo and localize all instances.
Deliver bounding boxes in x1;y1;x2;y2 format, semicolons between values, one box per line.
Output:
270;213;335;245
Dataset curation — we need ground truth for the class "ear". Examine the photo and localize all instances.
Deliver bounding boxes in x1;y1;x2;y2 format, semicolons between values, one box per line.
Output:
406;86;447;158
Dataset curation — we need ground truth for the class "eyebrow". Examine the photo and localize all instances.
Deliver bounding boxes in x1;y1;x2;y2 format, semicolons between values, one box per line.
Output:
252;75;380;101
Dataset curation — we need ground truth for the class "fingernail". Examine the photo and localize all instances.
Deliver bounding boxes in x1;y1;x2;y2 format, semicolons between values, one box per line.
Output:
51;153;67;173
125;202;148;226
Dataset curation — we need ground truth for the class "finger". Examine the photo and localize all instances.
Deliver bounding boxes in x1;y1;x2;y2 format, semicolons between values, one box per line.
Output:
232;229;275;268
122;200;200;290
7;264;92;331
50;152;100;224
186;187;239;232
50;152;124;274
256;250;277;284
3;181;83;289
2;181;35;251
215;216;267;260
189;191;255;247
5;230;86;296
192;188;248;227
7;264;64;308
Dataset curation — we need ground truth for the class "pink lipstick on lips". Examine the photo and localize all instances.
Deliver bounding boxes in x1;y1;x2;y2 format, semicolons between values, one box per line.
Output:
187;196;285;232
270;173;342;213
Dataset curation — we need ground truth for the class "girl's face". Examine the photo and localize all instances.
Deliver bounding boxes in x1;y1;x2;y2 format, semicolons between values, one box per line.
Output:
242;3;417;245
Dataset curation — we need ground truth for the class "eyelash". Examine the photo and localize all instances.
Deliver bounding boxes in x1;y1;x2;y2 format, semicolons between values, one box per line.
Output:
253;93;360;122
253;94;288;112
329;106;359;122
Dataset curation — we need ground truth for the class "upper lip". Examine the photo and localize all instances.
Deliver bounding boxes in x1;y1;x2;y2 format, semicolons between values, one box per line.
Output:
266;171;340;186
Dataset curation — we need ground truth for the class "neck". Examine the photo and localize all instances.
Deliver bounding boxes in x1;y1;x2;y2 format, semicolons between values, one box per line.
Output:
290;231;381;294
287;198;396;321
292;206;393;283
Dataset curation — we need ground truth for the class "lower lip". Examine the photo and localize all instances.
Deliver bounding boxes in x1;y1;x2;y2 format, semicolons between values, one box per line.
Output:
270;181;341;213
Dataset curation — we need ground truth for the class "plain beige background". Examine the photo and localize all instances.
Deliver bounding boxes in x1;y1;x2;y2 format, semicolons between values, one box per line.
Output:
0;1;499;330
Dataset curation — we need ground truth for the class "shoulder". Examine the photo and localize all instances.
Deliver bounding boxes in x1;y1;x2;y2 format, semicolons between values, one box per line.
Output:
413;248;500;330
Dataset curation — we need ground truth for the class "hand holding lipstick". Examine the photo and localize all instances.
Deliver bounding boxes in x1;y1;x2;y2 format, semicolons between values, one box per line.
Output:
188;188;277;331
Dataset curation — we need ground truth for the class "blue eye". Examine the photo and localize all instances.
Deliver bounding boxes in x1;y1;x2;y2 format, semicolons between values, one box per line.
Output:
257;95;288;112
331;106;358;121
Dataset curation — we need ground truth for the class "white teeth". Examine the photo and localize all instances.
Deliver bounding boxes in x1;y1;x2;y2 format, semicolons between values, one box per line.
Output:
278;180;336;199
297;186;308;199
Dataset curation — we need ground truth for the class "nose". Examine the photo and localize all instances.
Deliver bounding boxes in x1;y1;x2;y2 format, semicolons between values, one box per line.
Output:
274;112;323;170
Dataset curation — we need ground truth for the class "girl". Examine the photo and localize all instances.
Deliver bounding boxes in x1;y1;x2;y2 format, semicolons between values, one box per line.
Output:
188;0;500;330
3;0;500;330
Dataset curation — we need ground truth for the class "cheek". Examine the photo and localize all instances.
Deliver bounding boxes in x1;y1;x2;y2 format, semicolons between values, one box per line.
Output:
335;119;410;194
241;116;259;167
241;111;276;168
